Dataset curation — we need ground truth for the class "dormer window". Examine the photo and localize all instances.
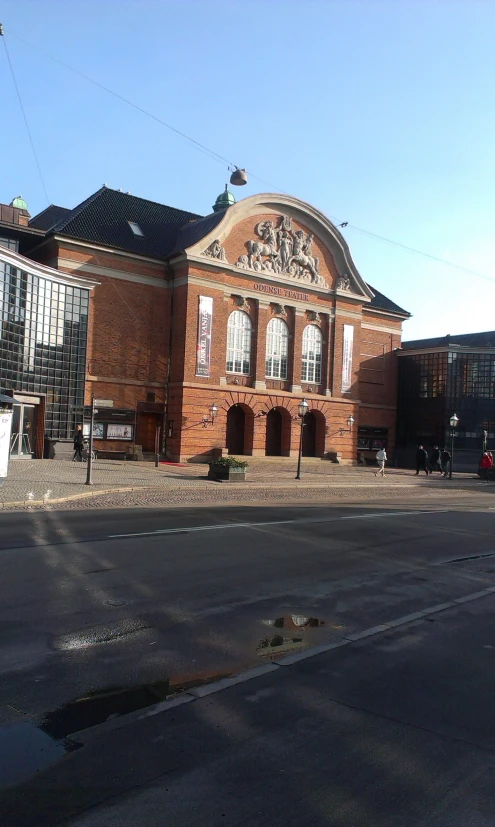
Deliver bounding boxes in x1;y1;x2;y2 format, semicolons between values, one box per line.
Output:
128;221;144;237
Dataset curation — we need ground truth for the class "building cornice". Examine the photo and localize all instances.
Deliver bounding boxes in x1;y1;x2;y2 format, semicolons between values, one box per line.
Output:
398;345;495;356
57;257;169;289
0;246;99;289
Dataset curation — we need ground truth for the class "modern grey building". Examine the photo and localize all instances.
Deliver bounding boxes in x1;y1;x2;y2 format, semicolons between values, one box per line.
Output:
396;331;495;468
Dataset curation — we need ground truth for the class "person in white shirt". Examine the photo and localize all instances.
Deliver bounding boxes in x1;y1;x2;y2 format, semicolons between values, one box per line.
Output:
374;447;387;477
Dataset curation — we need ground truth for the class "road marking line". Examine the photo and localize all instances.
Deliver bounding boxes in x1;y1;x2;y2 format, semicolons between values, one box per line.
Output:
108;509;451;539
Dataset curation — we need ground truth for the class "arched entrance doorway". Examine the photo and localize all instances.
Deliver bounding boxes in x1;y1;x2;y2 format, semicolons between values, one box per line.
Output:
302;412;316;457
226;405;245;454
266;409;283;456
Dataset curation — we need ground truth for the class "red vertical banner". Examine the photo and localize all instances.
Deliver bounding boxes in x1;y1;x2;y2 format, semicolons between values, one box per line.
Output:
196;296;213;377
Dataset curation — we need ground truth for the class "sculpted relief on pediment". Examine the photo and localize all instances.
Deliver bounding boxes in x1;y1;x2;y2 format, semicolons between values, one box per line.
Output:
234;215;329;289
199;214;330;290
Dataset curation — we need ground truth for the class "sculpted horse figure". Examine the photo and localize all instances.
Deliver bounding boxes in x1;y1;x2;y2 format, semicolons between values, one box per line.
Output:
288;231;320;283
247;221;281;271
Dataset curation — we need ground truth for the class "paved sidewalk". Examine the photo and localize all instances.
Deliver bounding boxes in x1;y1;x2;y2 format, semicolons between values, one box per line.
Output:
0;457;487;510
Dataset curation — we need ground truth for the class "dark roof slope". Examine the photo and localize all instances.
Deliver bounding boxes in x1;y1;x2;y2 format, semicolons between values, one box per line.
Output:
47;186;201;259
366;284;410;317
168;210;227;257
29;204;72;231
403;331;495;350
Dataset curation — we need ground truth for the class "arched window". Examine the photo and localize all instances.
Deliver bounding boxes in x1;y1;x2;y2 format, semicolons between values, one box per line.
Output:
301;325;322;383
226;310;252;374
266;318;289;379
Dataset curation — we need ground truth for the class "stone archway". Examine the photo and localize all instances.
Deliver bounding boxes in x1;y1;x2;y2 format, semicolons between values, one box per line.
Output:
265;409;282;456
226;404;254;455
265;407;292;456
302;409;326;457
302;412;316;457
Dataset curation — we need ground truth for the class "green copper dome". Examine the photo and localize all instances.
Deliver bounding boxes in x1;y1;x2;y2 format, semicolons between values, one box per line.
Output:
212;185;235;213
10;195;29;212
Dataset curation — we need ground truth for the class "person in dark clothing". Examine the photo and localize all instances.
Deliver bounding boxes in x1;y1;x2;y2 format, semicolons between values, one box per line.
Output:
415;445;429;475
429;445;442;473
441;448;452;477
73;425;84;462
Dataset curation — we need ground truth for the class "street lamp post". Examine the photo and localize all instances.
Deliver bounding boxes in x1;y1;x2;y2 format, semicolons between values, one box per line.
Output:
295;398;310;480
449;412;459;480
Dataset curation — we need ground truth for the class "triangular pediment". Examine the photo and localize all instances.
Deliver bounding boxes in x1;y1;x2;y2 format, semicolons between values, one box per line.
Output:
180;193;373;300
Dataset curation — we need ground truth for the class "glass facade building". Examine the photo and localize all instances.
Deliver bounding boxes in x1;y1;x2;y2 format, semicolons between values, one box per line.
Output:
397;347;495;450
0;249;90;441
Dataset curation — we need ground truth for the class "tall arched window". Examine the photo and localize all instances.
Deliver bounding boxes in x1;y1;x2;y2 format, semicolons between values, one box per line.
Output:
226;310;252;374
301;325;322;383
266;317;289;379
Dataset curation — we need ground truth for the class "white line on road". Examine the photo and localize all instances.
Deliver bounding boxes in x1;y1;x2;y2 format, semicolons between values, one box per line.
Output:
108;510;451;539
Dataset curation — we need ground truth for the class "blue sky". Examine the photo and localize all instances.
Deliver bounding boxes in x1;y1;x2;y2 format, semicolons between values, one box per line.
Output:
1;0;494;339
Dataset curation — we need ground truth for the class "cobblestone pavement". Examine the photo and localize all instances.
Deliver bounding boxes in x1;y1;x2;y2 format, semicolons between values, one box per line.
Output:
0;457;489;511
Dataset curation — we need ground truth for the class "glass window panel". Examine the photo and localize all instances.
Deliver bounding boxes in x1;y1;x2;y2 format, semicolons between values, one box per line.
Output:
265;318;289;379
226;310;252;375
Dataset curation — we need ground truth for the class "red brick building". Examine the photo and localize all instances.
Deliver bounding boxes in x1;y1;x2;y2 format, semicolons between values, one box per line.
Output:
0;187;410;462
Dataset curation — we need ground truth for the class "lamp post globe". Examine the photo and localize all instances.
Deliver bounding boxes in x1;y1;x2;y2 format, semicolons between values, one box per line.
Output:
210;403;218;422
449;413;458;480
298;398;310;418
295;399;310;480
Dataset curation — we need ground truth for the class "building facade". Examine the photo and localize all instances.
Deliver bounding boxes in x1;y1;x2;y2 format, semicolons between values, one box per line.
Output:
0;188;409;461
397;332;495;467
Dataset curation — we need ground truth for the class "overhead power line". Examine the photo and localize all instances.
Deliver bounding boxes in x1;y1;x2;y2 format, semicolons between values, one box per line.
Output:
4;27;494;286
8;29;286;195
1;27;49;203
335;221;495;284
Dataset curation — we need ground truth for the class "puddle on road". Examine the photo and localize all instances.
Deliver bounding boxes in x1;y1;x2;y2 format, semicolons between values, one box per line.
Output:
41;681;171;739
257;616;329;656
0;721;75;790
40;672;233;740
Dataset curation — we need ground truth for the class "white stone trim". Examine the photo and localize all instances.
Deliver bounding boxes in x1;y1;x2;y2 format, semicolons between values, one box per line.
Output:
171;380;360;403
86;375;166;388
0;247;98;289
335;308;362;320
57;257;168;289
52;236;166;266
175;273;336;316
361;322;402;335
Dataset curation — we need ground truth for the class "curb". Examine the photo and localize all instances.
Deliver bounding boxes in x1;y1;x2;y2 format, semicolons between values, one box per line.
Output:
0;486;138;508
70;584;495;745
0;479;482;509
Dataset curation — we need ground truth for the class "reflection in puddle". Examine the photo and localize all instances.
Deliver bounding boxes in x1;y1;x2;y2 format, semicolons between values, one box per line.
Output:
0;722;72;790
258;617;326;656
261;616;326;630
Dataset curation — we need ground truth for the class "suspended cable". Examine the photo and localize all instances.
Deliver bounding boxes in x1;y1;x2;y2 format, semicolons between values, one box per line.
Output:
4;28;494;285
9;30;287;195
1;28;49;203
336;220;495;284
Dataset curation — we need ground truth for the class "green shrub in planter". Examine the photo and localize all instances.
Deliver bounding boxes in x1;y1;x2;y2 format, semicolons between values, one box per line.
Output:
208;455;248;481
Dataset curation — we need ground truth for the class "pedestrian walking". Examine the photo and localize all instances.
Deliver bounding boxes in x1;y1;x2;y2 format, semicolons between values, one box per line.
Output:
73;425;84;462
374;447;387;477
429;445;442;473
479;452;493;482
415;445;429;475
441;447;451;477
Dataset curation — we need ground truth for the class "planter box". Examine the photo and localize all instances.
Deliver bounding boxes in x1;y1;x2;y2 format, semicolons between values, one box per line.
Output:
208;464;247;482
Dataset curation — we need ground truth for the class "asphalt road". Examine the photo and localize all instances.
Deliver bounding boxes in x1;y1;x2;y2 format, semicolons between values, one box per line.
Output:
2;499;495;728
2;499;495;824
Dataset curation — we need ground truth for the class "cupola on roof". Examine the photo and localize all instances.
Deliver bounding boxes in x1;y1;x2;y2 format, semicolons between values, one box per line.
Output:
212;185;235;213
10;195;29;212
